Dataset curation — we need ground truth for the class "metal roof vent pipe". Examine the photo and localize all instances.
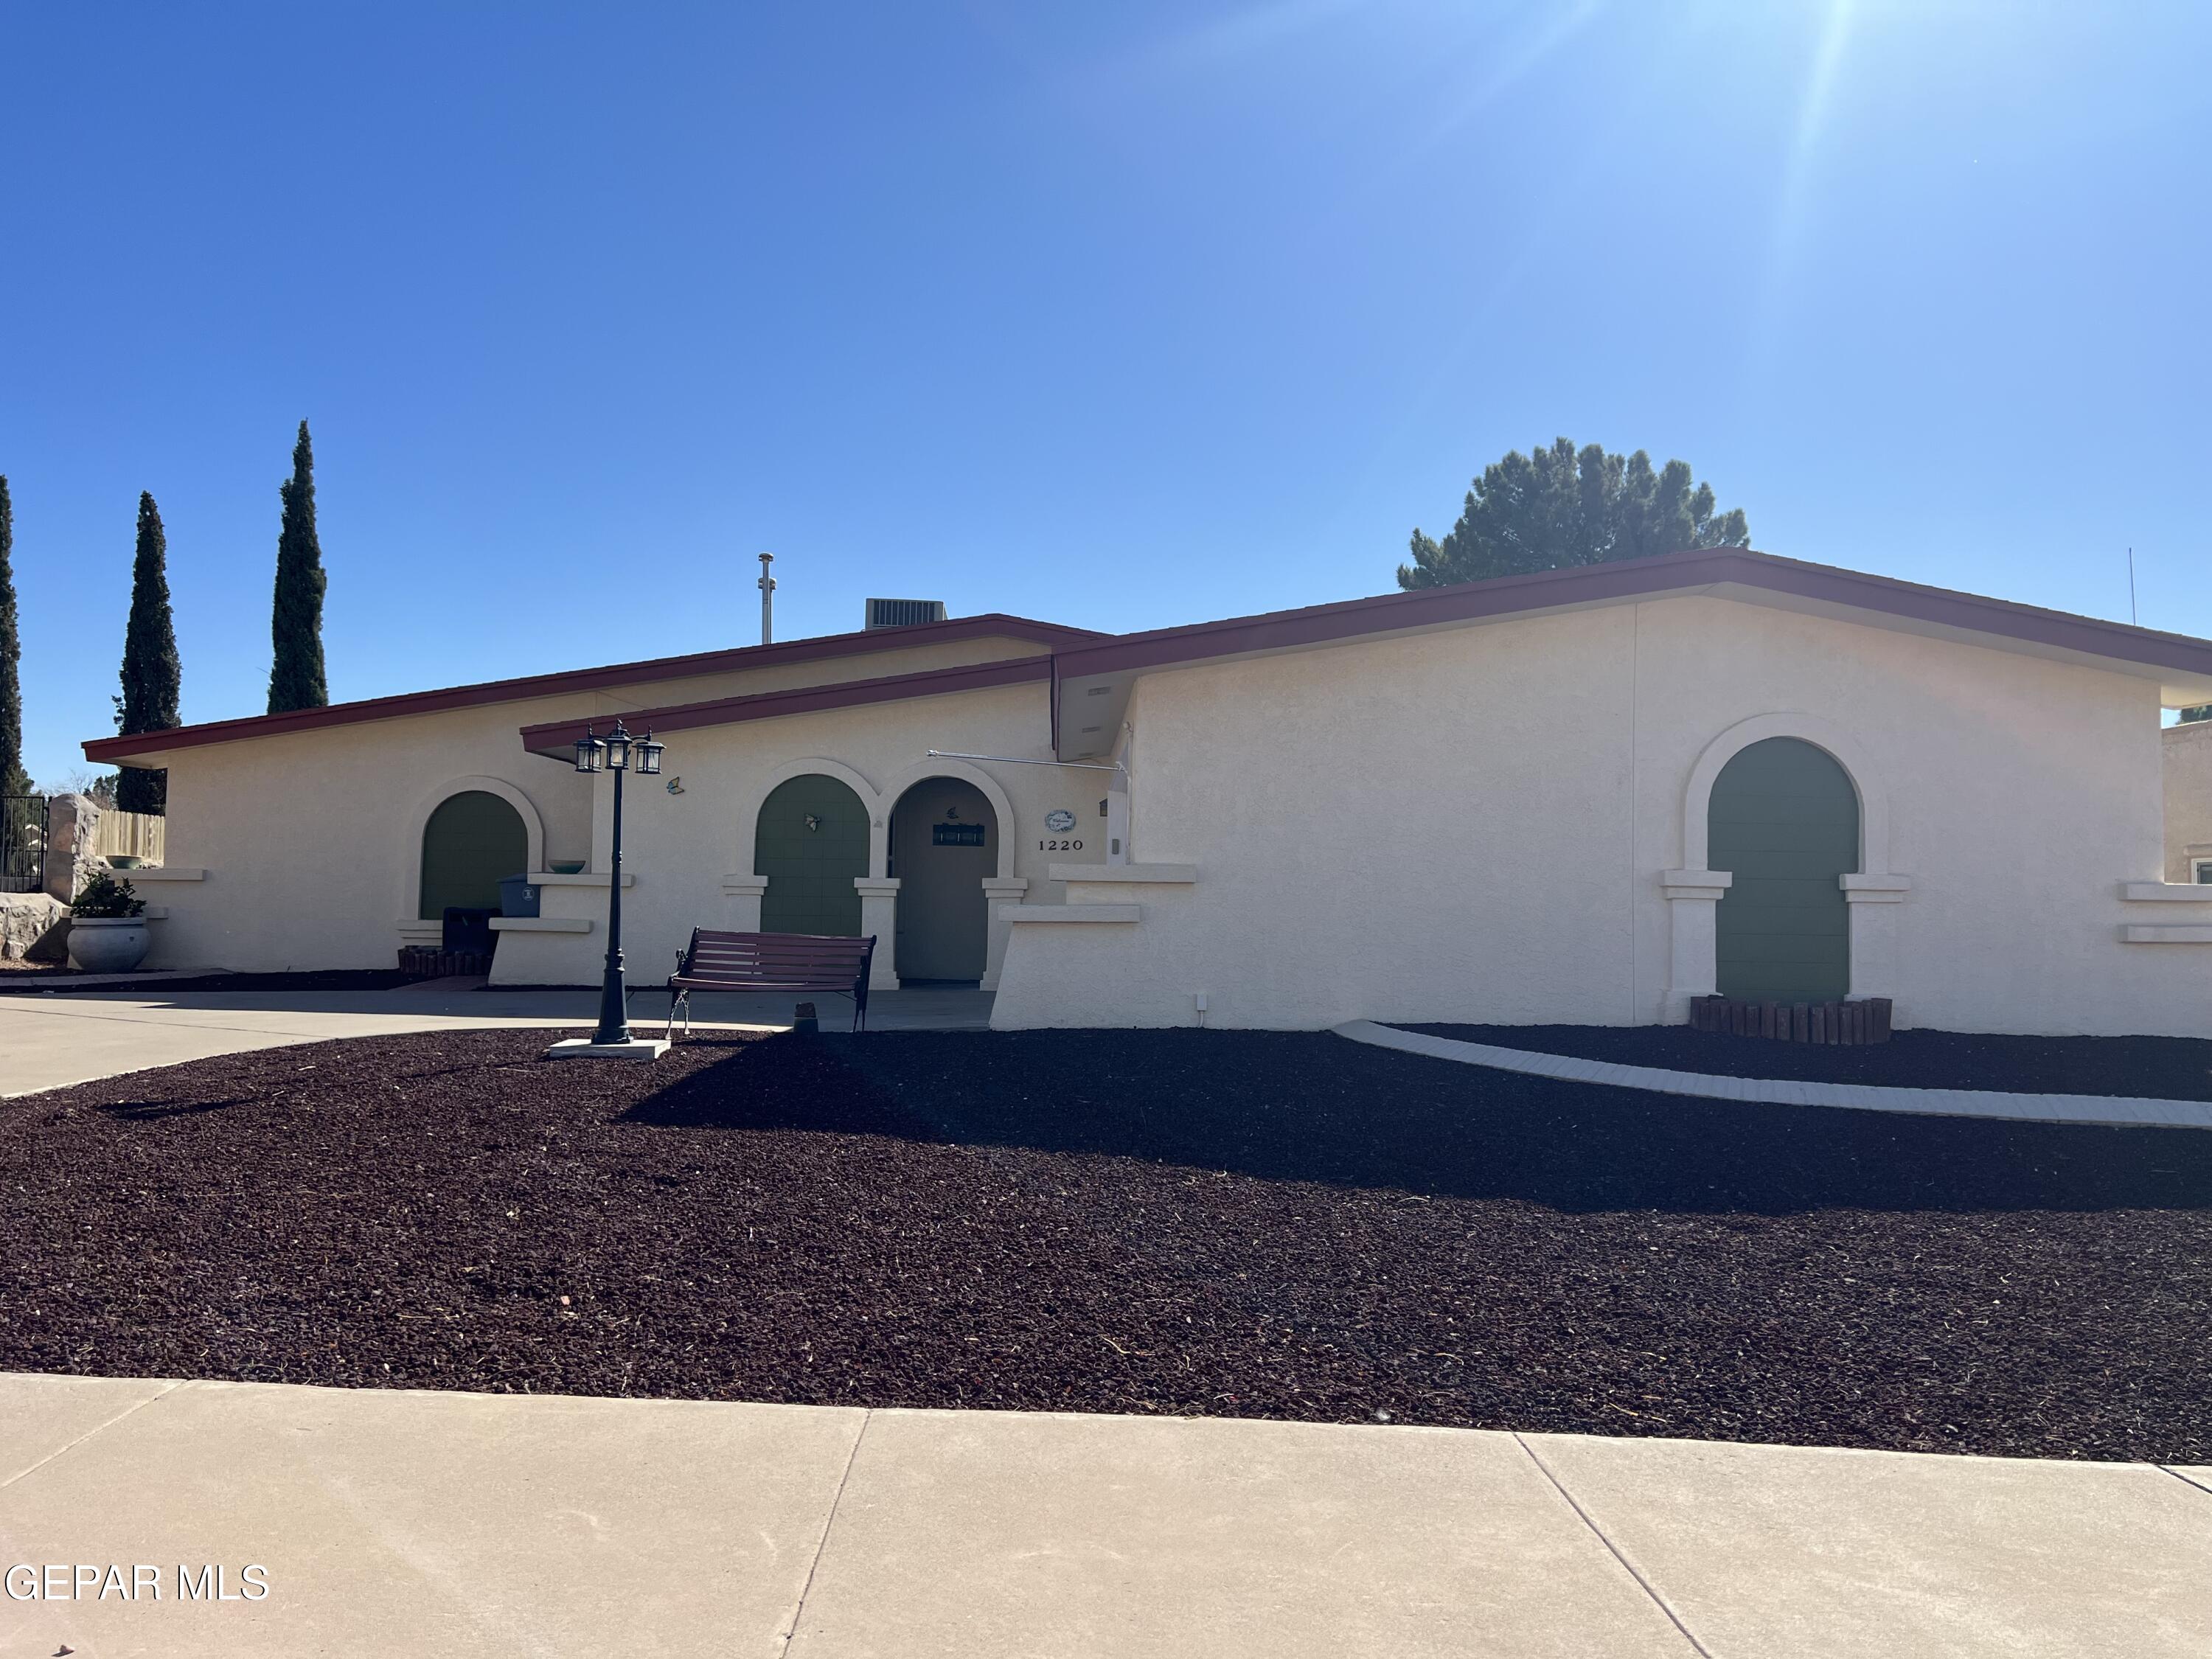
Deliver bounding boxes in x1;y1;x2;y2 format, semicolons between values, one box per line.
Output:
864;597;947;630
757;552;776;644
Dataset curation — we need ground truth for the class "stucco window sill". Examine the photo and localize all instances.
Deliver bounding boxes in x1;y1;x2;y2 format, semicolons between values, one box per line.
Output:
1048;863;1196;884
529;871;636;888
1660;869;1732;901
719;875;769;897
490;917;594;934
1842;874;1913;903
2121;925;2212;943
1001;903;1142;924
2119;882;2212;902
116;866;205;882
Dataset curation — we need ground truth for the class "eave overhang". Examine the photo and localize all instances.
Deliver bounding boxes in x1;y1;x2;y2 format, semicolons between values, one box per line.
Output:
518;654;1054;759
83;613;1097;768
1050;548;2212;760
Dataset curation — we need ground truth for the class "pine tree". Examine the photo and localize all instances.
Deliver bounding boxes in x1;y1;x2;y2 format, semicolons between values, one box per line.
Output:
268;419;328;713
0;476;28;801
115;492;181;814
1398;439;1750;590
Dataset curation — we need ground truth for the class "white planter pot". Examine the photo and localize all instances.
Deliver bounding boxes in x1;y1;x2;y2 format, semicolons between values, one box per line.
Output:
68;917;152;973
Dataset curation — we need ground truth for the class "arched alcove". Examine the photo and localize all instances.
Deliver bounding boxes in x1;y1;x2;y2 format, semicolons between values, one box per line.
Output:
757;773;870;935
402;776;546;927
419;790;529;919
877;756;1019;880
1683;712;1888;874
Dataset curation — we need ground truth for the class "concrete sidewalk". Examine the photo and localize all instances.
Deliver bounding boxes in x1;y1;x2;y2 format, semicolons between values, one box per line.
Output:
0;981;994;1098
1;1375;2206;1657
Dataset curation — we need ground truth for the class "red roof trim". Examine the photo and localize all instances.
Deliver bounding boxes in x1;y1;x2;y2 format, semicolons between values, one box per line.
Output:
83;613;1099;762
1050;547;2212;683
517;654;1054;754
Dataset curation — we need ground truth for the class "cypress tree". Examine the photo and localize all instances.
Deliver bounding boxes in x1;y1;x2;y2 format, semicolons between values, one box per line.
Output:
0;476;27;801
268;419;328;713
115;492;181;814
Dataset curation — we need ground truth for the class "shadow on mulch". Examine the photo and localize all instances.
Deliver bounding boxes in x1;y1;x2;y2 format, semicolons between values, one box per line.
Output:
625;1029;2212;1217
95;1096;252;1121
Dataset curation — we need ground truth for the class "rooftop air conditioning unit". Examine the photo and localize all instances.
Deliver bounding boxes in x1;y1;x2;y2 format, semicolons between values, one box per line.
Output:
864;597;948;630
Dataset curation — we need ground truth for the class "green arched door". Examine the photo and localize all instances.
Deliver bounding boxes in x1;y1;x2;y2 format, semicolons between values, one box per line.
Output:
420;790;529;919
1711;737;1858;1002
757;775;869;936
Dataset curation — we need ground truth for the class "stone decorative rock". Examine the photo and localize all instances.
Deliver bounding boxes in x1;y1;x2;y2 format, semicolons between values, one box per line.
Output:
0;893;68;961
42;794;104;904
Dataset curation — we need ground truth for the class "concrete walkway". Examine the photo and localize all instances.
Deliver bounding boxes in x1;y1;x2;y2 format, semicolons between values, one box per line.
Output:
1339;1020;2212;1130
1;1374;2205;1657
0;981;995;1098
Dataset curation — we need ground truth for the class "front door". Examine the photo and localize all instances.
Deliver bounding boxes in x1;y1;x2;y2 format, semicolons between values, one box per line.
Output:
888;777;994;981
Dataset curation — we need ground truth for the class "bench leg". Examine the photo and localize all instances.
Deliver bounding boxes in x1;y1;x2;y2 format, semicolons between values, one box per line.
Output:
664;990;686;1043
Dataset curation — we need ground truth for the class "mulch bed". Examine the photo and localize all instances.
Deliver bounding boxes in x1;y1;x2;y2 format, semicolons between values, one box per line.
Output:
2;1026;2208;1461
1399;1023;2212;1102
0;969;418;995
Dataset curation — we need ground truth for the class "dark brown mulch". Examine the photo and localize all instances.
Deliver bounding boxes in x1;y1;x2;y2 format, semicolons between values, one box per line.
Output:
2;1026;2208;1461
1397;1023;2212;1101
0;969;418;995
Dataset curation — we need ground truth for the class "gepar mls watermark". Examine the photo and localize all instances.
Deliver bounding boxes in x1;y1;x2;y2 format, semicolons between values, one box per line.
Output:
4;1563;270;1601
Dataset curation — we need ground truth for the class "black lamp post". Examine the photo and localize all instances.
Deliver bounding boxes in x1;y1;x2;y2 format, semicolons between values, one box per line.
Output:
572;720;664;1046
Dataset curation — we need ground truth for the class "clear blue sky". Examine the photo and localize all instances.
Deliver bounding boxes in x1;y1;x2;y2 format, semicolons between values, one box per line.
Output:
4;1;2207;787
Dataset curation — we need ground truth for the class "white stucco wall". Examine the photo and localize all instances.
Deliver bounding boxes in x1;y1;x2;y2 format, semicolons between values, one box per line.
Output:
125;629;1075;973
992;594;2210;1037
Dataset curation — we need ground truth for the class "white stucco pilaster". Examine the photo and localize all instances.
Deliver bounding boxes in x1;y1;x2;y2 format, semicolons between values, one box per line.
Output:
719;874;768;933
1659;869;1732;1020
1842;874;1913;1012
853;877;901;989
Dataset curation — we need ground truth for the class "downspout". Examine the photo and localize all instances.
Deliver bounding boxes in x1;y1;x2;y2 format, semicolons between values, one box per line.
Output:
1107;723;1131;865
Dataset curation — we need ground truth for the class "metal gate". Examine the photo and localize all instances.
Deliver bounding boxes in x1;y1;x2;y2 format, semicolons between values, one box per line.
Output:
1;795;49;894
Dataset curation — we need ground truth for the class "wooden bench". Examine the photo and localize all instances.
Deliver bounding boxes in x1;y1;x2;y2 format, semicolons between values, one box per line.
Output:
664;928;877;1038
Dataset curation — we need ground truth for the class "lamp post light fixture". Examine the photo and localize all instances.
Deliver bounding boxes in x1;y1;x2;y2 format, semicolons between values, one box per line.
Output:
567;720;664;1051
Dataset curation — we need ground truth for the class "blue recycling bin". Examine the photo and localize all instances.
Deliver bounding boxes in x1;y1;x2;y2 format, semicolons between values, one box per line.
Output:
496;874;540;919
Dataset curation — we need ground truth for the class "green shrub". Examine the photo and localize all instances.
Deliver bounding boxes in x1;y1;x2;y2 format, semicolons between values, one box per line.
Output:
72;869;145;919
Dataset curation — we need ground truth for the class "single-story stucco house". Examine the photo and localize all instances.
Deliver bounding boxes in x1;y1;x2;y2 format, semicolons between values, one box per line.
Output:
85;547;2212;1036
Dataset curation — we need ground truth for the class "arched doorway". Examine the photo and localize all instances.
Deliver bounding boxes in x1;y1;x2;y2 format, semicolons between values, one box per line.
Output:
420;790;529;919
757;774;869;936
888;776;994;982
1711;737;1858;1001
